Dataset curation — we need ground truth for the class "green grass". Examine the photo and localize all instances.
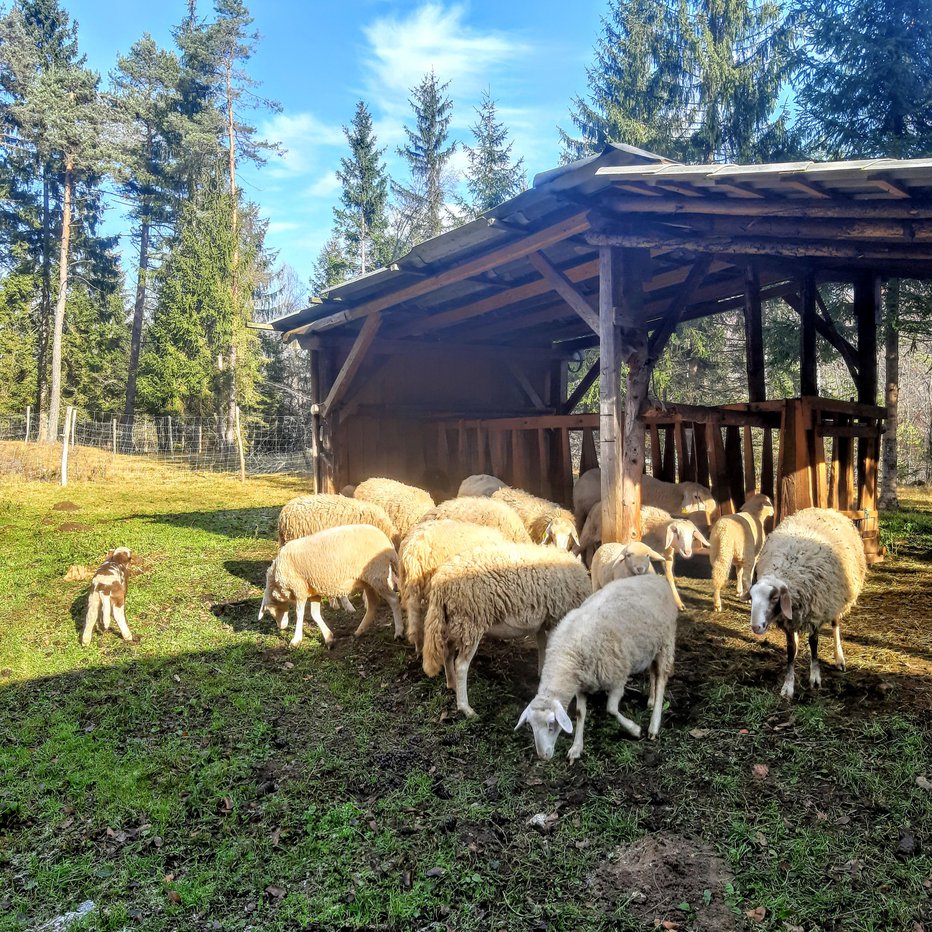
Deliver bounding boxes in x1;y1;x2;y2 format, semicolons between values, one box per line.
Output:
1;473;930;931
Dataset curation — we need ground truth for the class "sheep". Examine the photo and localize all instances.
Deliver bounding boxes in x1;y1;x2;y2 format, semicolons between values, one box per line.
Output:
642;474;717;525
422;543;591;718
491;486;579;552
590;541;664;592
640;505;710;611
709;492;775;611
516;575;678;760
277;494;398;547
577;501;603;567
398;519;508;652
415;496;532;544
748;507;867;699
353;477;435;539
457;474;506;498
259;524;402;648
340;485;357;497
573;468;602;527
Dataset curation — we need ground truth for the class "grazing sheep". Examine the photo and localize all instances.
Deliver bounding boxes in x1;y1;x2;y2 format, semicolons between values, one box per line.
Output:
709;492;774;611
748;507;866;699
457;474;506;498
399;520;507;651
416;496;532;544
640;505;710;611
573;468;602;527
422;543;591;718
259;525;402;648
516;575;678;760
353;477;435;539
491;486;579;552
277;494;398;547
642;474;717;524
590;541;663;592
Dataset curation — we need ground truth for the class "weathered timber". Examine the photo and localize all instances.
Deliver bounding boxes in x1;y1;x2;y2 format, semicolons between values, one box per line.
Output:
743;425;756;493
661;424;676;481
526;251;600;333
507;361;547;410
800;274;818;397
299;334;571;361
580;427;599;475
646;255;714;364
562;356;599;414
855;272;880;404
640;401;774;429
743;266;766;402
599;246;625;543
724;425;746;506
760;428;774;500
783;291;860;382
321;314;381;416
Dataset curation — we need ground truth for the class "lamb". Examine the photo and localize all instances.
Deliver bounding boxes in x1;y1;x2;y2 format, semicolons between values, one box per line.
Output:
398;519;507;651
709;492;774;611
491;486;579;552
277;493;398;547
422;543;591;718
642;474;717;524
259;524;402;648
516;575;678;760
415;496;532;544
748;506;867;699
353;477;435;539
590;541;664;592
457;474;506;498
80;547;133;647
640;505;710;611
573;468;602;527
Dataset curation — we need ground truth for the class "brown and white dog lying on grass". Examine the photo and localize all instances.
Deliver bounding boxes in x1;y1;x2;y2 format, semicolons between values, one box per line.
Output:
81;547;133;646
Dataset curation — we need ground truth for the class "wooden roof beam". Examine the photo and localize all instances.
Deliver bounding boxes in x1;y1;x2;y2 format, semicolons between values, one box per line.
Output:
783;290;860;380
562;355;600;414
867;175;911;199
780;177;831;199
320;313;380;416
646;255;714;364
526;251;600;334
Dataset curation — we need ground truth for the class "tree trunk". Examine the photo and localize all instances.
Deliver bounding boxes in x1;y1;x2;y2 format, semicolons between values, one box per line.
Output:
45;156;73;443
123;216;150;431
879;279;900;509
225;59;239;447
35;169;52;424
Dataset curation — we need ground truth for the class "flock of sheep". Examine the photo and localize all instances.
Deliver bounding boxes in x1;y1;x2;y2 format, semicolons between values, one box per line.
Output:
259;471;868;760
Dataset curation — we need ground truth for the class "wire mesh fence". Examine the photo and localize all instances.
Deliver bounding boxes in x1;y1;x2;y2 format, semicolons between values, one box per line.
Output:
0;410;315;482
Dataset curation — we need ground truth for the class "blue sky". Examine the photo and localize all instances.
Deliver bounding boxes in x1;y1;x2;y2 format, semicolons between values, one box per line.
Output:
63;0;606;295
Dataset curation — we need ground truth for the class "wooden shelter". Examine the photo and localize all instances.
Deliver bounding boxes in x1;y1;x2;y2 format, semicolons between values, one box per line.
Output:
271;145;932;559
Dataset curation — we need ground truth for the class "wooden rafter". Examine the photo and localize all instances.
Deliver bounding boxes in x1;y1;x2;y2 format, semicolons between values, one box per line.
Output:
783;291;860;381
321;314;381;416
780;177;831;199
507;362;547;410
561;356;599;414
867;176;911;199
646;255;714;364
526;251;600;333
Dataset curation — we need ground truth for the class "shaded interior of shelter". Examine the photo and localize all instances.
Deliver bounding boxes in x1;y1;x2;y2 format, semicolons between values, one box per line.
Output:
268;143;932;559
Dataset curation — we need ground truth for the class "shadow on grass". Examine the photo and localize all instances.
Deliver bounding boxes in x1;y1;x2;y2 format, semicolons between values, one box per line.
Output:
129;506;281;540
224;559;268;587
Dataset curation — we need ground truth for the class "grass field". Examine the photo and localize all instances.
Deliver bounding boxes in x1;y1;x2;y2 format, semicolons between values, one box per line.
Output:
0;468;930;931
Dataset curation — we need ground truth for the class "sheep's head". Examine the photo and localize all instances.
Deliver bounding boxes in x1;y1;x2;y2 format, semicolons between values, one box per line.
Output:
616;542;664;578
665;521;710;559
742;493;774;522
259;564;291;628
516;697;573;760
748;574;793;635
680;484;716;519
542;518;579;553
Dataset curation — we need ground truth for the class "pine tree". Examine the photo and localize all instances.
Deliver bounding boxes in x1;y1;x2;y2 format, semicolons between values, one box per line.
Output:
794;0;932;508
334;101;389;275
109;36;181;428
561;0;796;163
309;234;353;296
395;70;457;241
463;90;525;216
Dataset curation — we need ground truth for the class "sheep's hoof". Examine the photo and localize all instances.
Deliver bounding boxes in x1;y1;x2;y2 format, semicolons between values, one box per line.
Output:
810;672;822;689
279;620;289;631
288;638;302;649
648;731;659;741
80;637;91;648
459;706;478;719
713;604;722;613
780;684;795;700
836;659;846;672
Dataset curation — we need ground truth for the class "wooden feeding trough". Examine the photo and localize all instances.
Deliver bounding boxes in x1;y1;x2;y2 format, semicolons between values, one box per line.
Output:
271;146;932;560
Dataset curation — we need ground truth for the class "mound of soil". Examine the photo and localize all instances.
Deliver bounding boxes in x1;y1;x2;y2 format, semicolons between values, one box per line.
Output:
52;501;80;512
595;832;737;930
58;522;91;533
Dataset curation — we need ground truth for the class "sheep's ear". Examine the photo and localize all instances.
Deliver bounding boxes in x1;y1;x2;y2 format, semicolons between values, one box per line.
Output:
553;700;573;734
693;529;711;547
665;525;676;550
515;705;530;731
647;547;665;562
779;588;793;620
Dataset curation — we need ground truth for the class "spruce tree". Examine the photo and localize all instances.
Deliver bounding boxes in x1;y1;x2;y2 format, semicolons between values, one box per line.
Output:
463;90;525;215
334;101;389;275
310;234;353;296
395;70;456;241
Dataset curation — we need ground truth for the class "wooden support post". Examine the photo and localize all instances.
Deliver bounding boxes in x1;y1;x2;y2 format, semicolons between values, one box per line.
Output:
235;405;246;482
167;415;174;454
743;266;766;402
25;405;31;443
778;399;813;519
322;314;381;417
761;428;775;500
743;426;756;494
705;422;733;516
800;273;818;397
649;425;661;476
112;417;117;456
599;246;625;543
725;425;745;505
661;426;676;481
694;424;710;488
854;273;880;515
580;427;598;475
70;407;77;447
60;404;73;487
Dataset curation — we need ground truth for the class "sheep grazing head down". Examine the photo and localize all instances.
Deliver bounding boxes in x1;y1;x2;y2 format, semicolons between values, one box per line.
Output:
542;518;579;553
259;566;291;629
516;698;573;760
666;521;710;559
748;574;793;635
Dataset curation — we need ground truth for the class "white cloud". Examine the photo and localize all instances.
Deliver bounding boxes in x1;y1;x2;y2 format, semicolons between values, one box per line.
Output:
361;3;532;129
266;220;301;235
261;111;345;179
304;171;342;199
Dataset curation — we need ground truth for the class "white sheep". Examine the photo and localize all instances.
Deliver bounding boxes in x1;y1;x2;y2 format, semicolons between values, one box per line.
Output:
577;501;603;567
642;474;717;524
415;496;532;544
590;541;664;592
277;493;398;547
398;519;507;652
572;468;602;527
422;543;591;718
353;477;435;539
749;507;866;699
516;575;678;760
491;486;579;552
259;524;402;648
709;492;774;611
457;474;506;498
641;505;710;611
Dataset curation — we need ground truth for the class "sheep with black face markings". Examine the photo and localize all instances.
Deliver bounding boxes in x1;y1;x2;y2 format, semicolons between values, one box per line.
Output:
516;575;678;761
748;507;866;699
